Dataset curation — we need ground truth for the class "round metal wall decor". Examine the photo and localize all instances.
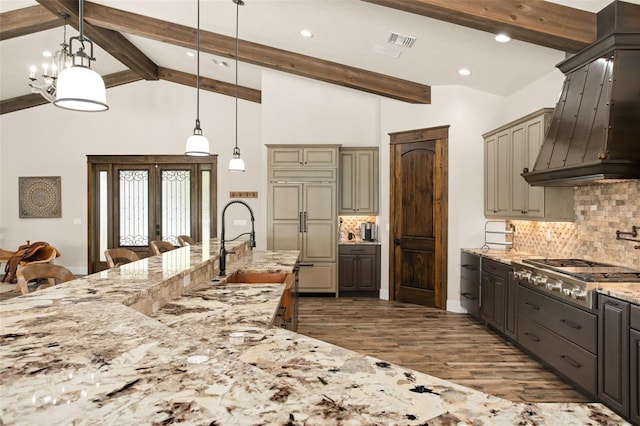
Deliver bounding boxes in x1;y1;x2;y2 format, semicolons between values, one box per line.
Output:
19;176;62;218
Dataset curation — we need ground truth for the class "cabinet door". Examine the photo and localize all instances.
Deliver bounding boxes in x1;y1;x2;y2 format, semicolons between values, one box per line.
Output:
339;151;356;213
269;147;304;167
268;184;303;252
504;271;517;339
631;328;640;425
299;263;336;292
355;150;378;214
598;295;630;418
480;272;494;324
492;274;506;329
303;183;336;262
356;254;377;291
338;254;357;291
510;123;527;217
304;147;338;167
485;130;510;216
524;116;545;217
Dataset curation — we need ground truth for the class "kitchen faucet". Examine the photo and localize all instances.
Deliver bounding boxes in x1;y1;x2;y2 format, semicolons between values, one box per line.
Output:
219;199;256;276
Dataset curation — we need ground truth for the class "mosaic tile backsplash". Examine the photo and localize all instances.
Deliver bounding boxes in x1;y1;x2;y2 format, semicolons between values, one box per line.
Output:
508;181;639;270
338;215;377;241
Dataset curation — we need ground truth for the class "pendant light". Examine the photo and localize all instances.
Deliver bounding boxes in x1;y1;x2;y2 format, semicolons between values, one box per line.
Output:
228;0;246;172
53;0;108;112
185;0;210;156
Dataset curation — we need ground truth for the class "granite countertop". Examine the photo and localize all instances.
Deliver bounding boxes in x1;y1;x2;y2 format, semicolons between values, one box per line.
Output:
0;241;627;425
462;247;540;265
597;283;640;306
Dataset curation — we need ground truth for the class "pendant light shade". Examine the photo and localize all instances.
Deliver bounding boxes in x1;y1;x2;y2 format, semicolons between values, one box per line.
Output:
53;0;108;112
228;0;245;172
54;65;107;111
185;0;210;156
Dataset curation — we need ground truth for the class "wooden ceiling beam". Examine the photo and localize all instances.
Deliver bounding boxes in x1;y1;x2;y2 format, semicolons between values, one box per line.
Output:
0;70;141;115
0;5;63;41
34;0;158;81
83;1;431;104
362;0;597;53
158;68;261;104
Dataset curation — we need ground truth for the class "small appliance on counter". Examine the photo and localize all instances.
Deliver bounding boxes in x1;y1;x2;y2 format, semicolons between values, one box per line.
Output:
360;222;377;241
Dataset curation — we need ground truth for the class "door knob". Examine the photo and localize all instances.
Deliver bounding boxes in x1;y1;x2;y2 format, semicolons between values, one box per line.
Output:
394;238;402;246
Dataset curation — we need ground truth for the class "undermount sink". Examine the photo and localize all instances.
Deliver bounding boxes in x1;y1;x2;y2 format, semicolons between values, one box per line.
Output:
224;272;289;284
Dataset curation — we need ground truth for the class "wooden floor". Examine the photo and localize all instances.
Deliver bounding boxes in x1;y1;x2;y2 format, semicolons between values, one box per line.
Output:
297;297;591;403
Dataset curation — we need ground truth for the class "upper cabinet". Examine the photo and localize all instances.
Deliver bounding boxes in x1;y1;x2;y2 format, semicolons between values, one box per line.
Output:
339;148;379;215
484;109;574;221
268;146;338;168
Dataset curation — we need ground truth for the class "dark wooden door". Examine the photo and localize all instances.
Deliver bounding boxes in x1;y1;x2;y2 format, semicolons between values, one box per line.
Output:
390;126;448;308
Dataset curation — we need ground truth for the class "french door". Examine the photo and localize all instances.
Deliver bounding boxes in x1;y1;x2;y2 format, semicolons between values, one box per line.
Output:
87;155;217;273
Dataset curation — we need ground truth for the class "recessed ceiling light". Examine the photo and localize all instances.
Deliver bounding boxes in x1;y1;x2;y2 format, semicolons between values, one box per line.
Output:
300;29;313;38
495;34;511;43
42;51;52;57
458;68;471;76
186;51;195;57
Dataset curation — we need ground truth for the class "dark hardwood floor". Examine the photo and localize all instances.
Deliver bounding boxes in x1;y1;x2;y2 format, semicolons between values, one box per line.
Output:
297;296;591;403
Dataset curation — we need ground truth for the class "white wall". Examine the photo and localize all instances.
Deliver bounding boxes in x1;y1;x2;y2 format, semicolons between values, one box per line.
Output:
0;80;261;273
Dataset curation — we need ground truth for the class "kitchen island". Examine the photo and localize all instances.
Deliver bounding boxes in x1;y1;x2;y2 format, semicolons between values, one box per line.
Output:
0;241;627;425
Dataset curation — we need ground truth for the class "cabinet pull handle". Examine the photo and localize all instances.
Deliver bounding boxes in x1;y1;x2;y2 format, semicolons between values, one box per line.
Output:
559;355;581;368
303;211;308;232
299;212;303;233
297;262;314;267
461;292;477;300
525;302;540;311
560;319;581;330
524;332;540;342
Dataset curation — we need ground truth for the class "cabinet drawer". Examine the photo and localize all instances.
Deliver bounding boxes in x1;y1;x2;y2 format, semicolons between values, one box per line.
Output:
461;252;480;280
518;285;597;353
518;315;597;395
482;258;509;278
632;304;640;331
339;245;378;255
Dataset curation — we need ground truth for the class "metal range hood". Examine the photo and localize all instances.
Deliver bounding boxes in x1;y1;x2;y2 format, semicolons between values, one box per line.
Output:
523;1;640;187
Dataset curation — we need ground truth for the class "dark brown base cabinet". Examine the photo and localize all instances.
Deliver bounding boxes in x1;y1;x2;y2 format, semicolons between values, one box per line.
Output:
338;244;380;294
460;252;480;320
517;284;598;397
480;259;514;334
631;325;640;425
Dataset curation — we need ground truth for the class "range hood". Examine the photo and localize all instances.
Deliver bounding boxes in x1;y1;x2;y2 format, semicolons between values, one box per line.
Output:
523;1;640;187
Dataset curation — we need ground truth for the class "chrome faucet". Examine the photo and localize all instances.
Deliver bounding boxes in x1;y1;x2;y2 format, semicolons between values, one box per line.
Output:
219;199;256;276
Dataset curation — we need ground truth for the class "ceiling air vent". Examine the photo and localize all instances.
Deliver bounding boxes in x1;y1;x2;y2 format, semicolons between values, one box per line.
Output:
387;32;417;48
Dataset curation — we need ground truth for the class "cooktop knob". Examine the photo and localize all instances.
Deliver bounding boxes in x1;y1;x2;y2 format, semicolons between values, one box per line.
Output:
546;280;562;291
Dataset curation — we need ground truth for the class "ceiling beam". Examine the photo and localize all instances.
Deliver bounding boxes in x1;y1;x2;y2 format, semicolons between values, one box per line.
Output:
35;0;159;81
158;68;261;104
0;5;64;41
82;1;431;104
362;0;597;53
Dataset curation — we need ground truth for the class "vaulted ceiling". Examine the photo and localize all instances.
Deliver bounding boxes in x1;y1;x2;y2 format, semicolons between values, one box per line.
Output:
0;0;631;115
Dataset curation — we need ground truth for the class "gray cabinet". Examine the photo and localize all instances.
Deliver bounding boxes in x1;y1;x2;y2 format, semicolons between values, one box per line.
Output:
480;258;510;331
598;294;630;419
338;244;380;294
460;251;481;320
484;109;574;221
267;145;339;294
268;145;338;168
339;148;379;215
631;304;640;425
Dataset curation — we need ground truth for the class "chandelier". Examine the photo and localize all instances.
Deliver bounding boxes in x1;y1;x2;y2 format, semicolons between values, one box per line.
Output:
28;13;71;103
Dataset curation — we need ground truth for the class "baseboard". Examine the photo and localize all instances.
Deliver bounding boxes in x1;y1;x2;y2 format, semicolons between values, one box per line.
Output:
378;288;389;300
446;299;467;313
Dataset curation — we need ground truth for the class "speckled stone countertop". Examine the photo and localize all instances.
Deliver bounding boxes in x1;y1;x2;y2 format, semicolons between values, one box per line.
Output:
597;283;640;306
0;241;628;425
462;248;540;265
